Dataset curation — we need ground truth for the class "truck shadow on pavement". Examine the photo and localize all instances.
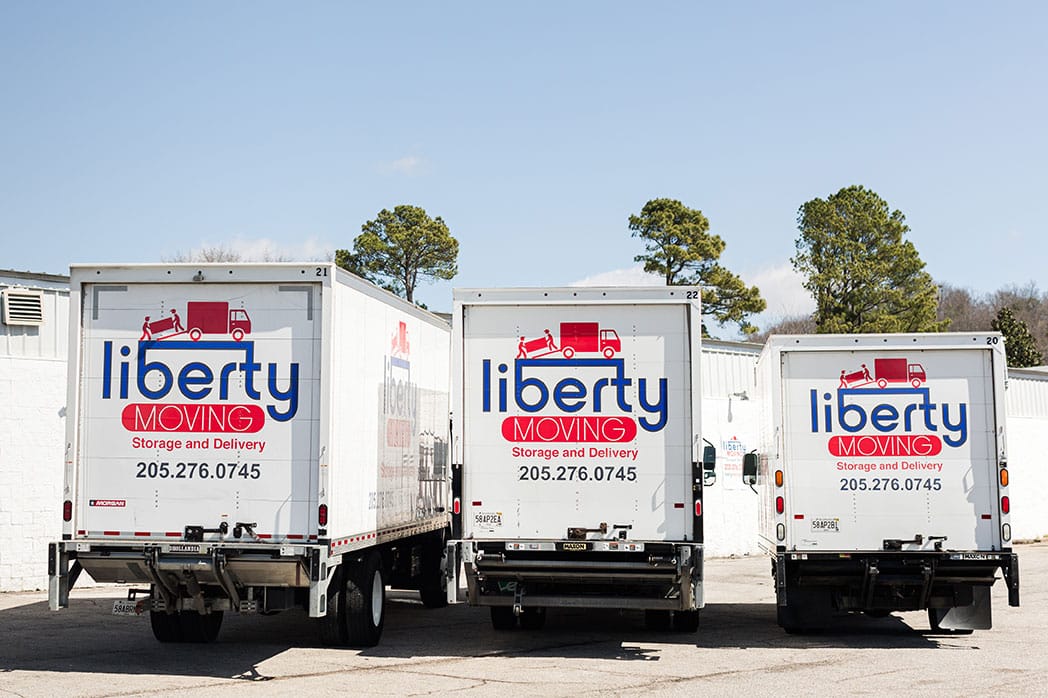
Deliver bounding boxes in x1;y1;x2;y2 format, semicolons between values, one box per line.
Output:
0;592;972;682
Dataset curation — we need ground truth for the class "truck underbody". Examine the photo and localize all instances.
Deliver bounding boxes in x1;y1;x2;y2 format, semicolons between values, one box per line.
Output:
771;549;1020;633
452;540;703;632
50;526;449;645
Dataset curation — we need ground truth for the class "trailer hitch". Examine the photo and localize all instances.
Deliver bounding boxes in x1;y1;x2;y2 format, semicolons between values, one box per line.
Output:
883;534;924;551
184;521;228;541
567;522;608;540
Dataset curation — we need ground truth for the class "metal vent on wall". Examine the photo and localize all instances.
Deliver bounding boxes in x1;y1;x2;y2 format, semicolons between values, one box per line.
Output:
2;288;44;326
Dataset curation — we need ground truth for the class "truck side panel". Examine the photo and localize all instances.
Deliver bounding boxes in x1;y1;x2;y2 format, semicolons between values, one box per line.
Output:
325;277;450;542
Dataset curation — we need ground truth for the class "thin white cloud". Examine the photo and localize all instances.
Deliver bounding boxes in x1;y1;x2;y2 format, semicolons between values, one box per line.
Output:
570;266;664;287
380;155;428;176
569;262;813;338
184;235;334;262
746;263;814;321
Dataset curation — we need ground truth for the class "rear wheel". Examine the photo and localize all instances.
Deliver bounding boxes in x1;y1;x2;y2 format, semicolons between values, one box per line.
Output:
490;606;517;630
519;607;546;630
345;552;385;647
418;536;448;609
150;611;183;643
672;609;700;633
644;609;672;631
318;569;348;645
179;610;223;643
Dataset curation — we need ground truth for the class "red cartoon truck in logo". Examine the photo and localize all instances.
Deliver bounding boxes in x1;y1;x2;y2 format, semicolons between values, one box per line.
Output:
516;322;621;359
840;357;927;389
185;302;251;341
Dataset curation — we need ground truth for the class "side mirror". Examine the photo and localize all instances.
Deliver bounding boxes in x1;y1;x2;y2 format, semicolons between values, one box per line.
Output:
742;452;759;485
702;445;716;472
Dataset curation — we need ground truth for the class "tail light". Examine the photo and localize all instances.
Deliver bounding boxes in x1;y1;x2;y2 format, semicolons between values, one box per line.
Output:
318;504;328;526
63;500;73;522
694;501;702;517
1001;496;1010;514
453;497;461;515
776;496;784;514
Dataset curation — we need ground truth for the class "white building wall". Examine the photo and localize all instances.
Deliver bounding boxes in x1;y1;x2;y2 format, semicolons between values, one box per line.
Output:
0;355;66;590
0;271;79;591
1005;369;1048;542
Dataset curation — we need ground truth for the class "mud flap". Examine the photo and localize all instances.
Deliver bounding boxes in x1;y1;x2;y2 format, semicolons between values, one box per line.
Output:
931;585;992;631
445;541;461;604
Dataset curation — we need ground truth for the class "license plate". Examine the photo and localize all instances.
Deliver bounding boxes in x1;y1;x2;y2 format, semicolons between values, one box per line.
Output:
112;599;142;616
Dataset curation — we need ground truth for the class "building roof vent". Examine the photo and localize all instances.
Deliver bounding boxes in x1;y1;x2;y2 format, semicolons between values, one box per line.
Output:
2;288;44;326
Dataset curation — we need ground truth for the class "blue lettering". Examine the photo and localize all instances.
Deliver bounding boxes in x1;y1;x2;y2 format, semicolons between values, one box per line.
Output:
178;362;214;399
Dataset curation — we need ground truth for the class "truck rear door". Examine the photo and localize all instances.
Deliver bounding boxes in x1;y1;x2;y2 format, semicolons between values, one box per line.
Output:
75;282;321;541
461;302;695;542
781;348;1000;551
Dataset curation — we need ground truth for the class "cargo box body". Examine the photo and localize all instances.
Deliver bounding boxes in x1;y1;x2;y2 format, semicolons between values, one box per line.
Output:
449;288;708;628
50;264;451;646
753;333;1019;632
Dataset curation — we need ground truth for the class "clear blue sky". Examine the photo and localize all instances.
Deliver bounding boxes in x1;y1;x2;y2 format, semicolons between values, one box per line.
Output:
2;2;1045;332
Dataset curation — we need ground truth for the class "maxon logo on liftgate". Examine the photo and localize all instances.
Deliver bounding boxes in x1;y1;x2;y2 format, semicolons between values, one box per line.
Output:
101;301;300;434
810;357;968;457
481;321;667;443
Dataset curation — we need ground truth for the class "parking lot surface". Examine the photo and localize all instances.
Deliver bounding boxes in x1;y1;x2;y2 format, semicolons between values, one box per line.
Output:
1;543;1045;697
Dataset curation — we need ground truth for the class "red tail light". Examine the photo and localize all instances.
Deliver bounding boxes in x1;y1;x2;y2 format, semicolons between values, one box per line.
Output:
776;496;784;514
453;497;461;515
63;500;73;522
1001;496;1010;514
694;501;702;517
318;504;328;526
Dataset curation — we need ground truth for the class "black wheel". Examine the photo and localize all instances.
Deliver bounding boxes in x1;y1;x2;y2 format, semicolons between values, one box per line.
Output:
150;610;183;643
419;536;448;609
345;552;385;647
928;608;975;635
178;610;223;643
490;606;517;630
318;569;348;645
519;607;546;630
644;609;672;631
672;609;700;633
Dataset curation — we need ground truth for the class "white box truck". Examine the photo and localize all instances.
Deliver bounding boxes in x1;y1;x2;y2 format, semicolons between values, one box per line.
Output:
49;263;452;646
746;333;1020;633
448;287;715;632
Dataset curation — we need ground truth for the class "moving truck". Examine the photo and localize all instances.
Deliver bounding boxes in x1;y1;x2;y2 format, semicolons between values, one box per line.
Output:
746;334;1020;633
448;287;715;631
49;263;452;646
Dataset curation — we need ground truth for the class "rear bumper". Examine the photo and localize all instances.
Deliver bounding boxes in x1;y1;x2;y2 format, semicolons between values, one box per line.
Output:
775;550;1020;611
451;539;703;611
49;539;329;616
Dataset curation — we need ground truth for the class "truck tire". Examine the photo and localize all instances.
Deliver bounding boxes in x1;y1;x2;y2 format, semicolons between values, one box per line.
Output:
150;610;183;643
519;607;546;630
345;551;385;647
562;346;575;359
672;609;700;633
418;536;448;609
179;610;223;643
490;606;517;630
189;328;202;341
319;568;348;646
644;609;672;631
